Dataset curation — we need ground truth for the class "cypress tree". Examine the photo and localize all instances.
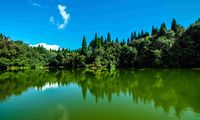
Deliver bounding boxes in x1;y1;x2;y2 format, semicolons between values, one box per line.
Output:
152;26;159;36
81;36;87;55
104;38;107;45
94;33;98;48
141;30;144;37
123;39;126;45
107;32;111;42
171;18;178;32
98;39;101;48
159;23;167;36
120;39;126;46
131;32;134;41
100;36;104;46
127;38;131;45
163;23;166;29
138;33;141;39
115;37;119;44
134;31;137;39
152;26;155;36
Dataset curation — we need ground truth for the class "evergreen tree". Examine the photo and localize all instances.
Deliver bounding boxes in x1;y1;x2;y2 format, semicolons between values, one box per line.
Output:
131;32;134;41
138;33;141;39
141;30;144;37
134;31;137;39
151;26;155;36
163;23;167;29
104;38;107;45
107;32;111;42
100;36;104;46
152;26;155;36
120;39;126;46
98;38;102;48
92;33;101;48
81;36;87;55
123;39;126;45
95;33;98;48
115;37;119;44
151;26;159;36
171;18;178;32
144;32;150;37
159;23;167;36
127;38;131;45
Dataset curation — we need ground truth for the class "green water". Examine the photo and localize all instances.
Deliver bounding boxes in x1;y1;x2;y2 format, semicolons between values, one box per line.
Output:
0;69;200;120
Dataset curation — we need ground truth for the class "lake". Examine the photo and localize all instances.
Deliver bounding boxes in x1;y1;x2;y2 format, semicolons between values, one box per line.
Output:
0;69;200;120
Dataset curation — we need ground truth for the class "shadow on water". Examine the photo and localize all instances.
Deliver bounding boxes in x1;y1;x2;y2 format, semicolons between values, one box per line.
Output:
0;69;200;118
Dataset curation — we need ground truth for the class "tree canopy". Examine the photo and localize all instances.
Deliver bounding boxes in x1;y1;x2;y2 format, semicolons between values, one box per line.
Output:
0;19;199;70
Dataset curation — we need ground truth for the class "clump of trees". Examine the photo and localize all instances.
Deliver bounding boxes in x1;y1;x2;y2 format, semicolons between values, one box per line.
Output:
0;35;54;69
0;18;200;70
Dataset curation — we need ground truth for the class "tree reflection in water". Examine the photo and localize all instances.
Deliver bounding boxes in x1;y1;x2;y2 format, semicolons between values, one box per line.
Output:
0;69;200;118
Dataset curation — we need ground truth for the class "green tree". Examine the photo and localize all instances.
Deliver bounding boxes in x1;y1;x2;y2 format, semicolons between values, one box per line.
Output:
81;36;87;55
141;30;144;37
107;32;111;42
115;37;119;44
159;23;167;36
134;31;137;39
127;38;131;45
137;33;141;39
131;32;134;41
100;36;104;47
120;39;126;46
144;32;150;37
172;20;200;67
171;18;178;32
119;46;138;67
151;26;159;36
95;33;98;48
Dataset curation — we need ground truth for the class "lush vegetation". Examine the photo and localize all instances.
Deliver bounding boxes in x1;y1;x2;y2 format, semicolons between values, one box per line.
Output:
0;19;200;70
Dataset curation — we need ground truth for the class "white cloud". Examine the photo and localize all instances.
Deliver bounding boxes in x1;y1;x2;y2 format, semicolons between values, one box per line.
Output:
49;16;55;24
35;83;59;91
30;43;60;50
57;4;70;29
29;0;41;7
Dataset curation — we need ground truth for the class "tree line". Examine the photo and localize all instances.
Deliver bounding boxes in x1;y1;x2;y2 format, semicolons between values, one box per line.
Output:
0;18;200;70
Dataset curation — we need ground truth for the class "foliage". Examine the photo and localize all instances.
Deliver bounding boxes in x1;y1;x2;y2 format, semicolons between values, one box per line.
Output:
0;19;199;69
81;36;87;56
0;38;54;69
119;45;137;67
172;20;200;67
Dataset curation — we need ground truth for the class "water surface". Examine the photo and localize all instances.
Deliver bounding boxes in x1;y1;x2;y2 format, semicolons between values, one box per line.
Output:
0;69;200;120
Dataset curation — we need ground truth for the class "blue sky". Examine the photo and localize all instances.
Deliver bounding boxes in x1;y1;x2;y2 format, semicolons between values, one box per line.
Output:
0;0;200;49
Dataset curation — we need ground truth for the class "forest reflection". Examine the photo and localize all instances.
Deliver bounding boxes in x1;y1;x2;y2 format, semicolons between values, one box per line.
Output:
0;69;200;117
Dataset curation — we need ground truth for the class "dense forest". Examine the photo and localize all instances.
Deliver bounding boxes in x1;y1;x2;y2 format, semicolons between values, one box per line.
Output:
0;19;200;70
